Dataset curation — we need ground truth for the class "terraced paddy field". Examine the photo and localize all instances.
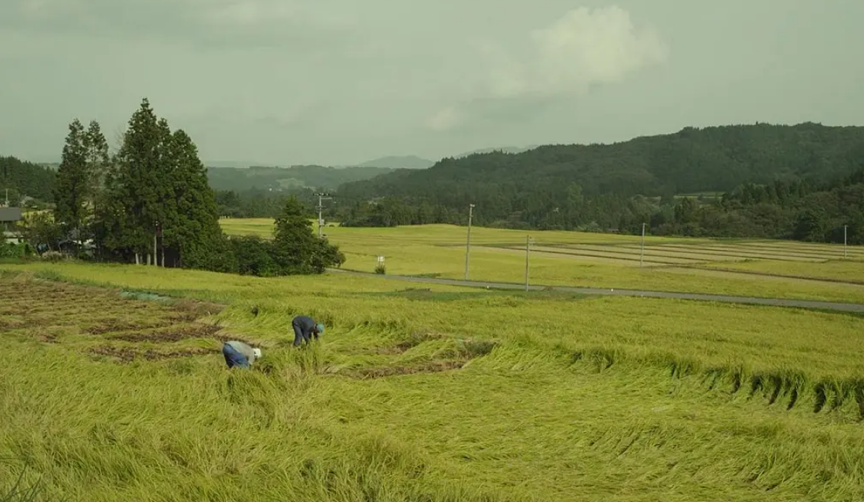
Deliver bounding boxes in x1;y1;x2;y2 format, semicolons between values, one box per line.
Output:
3;262;864;501
220;220;864;303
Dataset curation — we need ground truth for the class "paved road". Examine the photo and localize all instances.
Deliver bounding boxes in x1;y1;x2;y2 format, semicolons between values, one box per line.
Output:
328;269;864;313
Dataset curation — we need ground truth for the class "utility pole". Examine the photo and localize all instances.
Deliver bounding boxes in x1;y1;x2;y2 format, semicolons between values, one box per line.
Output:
844;225;848;259
464;203;475;280
525;235;533;291
640;223;646;267
3;188;8;207
315;192;331;238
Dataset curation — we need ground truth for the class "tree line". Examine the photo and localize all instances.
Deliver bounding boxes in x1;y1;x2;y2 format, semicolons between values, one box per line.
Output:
14;99;344;276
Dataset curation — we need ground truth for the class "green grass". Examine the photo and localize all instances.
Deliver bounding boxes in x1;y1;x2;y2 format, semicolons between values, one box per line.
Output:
4;262;864;500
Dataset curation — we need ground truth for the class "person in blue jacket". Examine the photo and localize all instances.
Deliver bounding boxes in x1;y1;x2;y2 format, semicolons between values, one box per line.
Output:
292;315;325;346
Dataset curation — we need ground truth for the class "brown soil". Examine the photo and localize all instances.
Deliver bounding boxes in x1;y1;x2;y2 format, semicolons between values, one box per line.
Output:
89;346;218;362
110;323;222;342
86;320;174;335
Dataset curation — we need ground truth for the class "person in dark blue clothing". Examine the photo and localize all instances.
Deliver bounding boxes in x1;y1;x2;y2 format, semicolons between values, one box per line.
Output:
222;340;262;369
292;315;324;346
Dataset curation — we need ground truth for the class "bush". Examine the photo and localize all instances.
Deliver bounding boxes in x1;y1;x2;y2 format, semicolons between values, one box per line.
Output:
229;236;279;277
375;263;386;275
0;242;28;260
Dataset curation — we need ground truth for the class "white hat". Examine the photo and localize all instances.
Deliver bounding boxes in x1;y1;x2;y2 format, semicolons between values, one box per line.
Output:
252;348;262;358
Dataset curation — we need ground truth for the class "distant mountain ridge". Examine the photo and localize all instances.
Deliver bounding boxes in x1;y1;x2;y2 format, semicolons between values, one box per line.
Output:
348;155;434;169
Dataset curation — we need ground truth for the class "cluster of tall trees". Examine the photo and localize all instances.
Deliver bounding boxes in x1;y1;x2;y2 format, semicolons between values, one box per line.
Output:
33;98;344;275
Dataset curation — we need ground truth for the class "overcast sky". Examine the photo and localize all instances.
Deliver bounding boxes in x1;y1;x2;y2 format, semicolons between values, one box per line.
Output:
1;0;861;166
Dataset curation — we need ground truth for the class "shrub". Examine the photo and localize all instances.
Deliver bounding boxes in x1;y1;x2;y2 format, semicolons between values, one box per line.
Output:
0;242;27;259
229;236;279;277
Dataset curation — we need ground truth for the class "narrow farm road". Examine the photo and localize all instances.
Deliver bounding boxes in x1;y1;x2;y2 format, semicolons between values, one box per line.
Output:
327;269;864;313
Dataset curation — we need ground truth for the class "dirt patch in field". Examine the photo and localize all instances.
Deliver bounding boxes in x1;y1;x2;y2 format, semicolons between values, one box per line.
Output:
110;323;222;342
89;345;218;362
86;320;174;335
1;274;231;347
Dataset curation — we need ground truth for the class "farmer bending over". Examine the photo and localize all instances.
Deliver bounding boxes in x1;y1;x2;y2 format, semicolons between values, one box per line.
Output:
222;340;262;369
292;315;325;346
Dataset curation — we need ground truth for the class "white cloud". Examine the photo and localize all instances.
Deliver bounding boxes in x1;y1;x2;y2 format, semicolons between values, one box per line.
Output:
427;6;669;131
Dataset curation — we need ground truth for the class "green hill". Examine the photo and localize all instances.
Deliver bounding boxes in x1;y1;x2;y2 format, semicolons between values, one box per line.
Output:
333;123;864;241
0;156;56;204
339;123;864;203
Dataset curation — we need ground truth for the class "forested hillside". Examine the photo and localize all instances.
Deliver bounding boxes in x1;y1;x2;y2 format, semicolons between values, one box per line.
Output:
206;165;394;192
0;156;56;204
340;123;864;202
334;122;864;243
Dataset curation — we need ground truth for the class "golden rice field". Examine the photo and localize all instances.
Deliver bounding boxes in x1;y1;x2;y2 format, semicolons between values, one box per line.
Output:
220;219;864;303
4;222;864;501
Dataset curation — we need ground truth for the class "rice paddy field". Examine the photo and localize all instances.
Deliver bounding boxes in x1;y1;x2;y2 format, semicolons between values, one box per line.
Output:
3;221;864;501
222;219;864;303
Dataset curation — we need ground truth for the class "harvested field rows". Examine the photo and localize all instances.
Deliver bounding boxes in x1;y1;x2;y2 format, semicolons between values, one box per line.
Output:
0;275;233;362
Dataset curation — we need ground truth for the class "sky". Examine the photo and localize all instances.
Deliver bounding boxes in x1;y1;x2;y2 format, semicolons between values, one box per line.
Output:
1;0;862;166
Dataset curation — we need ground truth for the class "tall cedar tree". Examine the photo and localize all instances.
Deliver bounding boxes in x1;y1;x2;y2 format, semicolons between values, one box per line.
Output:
53;119;90;253
93;98;233;268
113;99;176;263
83;121;110;198
164;129;233;271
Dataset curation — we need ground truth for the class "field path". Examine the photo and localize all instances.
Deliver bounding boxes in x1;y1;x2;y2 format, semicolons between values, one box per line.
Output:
329;269;864;313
